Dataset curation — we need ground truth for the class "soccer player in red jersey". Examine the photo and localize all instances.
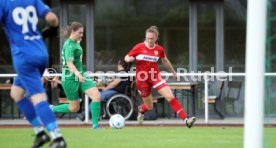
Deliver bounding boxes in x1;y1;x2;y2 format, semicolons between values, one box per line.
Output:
124;26;196;128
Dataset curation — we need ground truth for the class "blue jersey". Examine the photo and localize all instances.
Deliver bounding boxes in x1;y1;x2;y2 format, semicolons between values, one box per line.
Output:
0;0;50;58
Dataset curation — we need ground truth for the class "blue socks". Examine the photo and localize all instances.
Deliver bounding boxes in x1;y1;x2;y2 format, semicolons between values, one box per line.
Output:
17;97;42;127
17;98;62;138
34;101;58;132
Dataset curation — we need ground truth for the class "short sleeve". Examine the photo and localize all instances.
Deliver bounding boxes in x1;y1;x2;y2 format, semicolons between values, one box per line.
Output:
65;44;76;62
35;0;50;18
128;44;141;57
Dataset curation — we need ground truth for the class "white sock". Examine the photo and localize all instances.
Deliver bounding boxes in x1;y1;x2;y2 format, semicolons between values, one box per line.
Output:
34;126;44;134
50;128;62;139
184;118;187;122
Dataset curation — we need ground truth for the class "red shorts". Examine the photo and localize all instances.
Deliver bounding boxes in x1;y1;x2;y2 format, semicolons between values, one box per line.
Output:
136;72;168;98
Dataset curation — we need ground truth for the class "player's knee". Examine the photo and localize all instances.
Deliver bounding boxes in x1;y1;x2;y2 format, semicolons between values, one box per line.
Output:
10;93;16;100
92;91;101;102
10;91;15;98
96;91;101;100
10;86;25;102
69;105;80;112
86;88;101;102
10;91;22;102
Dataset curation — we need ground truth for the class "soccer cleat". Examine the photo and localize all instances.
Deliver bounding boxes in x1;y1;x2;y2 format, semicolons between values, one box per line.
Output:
31;131;51;148
92;124;103;130
185;117;196;128
49;137;67;148
137;112;144;125
76;114;85;122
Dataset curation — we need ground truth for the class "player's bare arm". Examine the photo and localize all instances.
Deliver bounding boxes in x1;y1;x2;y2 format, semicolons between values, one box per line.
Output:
162;57;177;79
67;61;85;82
124;55;135;63
45;12;59;27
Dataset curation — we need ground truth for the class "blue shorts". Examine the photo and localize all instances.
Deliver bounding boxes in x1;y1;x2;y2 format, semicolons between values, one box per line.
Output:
13;54;48;97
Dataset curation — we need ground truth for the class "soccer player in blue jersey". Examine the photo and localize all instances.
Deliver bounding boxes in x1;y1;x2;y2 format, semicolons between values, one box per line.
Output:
0;0;66;148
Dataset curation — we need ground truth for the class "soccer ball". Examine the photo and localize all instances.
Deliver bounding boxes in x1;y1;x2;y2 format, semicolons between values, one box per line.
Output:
109;114;125;129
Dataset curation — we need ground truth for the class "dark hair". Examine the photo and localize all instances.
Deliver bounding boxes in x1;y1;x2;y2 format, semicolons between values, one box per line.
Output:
62;22;83;38
118;59;132;71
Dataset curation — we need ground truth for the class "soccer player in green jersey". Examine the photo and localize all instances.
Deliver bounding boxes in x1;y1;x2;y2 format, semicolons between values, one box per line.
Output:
51;22;101;129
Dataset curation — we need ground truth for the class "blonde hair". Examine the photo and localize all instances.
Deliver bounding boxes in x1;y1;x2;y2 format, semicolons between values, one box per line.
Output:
145;26;159;38
62;22;83;38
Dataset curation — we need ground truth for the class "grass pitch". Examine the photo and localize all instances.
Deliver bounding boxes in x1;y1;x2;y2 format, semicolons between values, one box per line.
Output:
0;127;275;148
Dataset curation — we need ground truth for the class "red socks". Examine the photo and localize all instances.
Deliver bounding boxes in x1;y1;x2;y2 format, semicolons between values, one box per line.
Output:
139;104;149;113
139;98;187;120
169;98;187;120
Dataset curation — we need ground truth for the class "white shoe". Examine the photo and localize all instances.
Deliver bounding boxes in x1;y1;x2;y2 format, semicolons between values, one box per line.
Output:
137;112;144;124
185;117;196;128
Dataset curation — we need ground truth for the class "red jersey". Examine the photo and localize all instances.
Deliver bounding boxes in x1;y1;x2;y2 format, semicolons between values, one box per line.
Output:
128;42;167;97
128;42;165;73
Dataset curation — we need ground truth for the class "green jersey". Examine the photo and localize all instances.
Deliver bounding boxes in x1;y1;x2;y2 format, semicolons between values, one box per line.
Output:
62;38;83;79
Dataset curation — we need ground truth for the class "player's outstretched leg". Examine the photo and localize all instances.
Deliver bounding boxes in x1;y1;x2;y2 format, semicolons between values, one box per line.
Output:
167;97;196;128
49;137;67;148
185;117;196;128
31;131;51;148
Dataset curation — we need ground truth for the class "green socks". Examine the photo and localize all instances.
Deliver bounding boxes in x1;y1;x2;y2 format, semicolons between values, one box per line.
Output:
52;102;101;128
53;104;70;113
90;102;101;128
